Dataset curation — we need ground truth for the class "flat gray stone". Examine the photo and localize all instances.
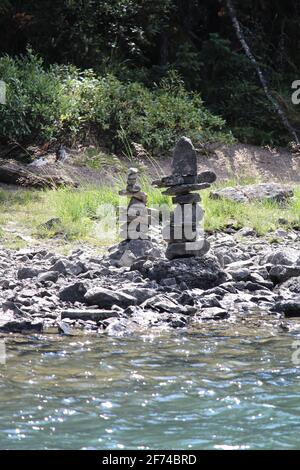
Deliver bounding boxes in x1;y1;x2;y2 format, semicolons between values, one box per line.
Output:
38;271;59;283
61;309;120;321
84;287;137;309
152;175;196;187
162;183;210;196
172;193;201;204
166;240;210;260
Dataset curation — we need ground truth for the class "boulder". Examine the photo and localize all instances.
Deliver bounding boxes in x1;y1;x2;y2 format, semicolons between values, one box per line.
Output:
84;287;137;309
51;260;86;276
273;298;300;317
210;183;294;203
269;265;300;284
107;239;162;268
132;255;227;290
59;282;87;303
17;267;39;280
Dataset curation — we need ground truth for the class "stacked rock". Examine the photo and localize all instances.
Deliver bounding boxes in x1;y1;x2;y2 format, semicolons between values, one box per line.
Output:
119;168;149;240
152;136;216;260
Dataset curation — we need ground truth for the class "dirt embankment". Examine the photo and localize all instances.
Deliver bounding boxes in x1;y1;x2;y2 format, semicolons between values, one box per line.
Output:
0;143;299;190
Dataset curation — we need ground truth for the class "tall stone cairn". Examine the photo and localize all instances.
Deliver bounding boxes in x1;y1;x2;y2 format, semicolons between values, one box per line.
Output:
119;167;149;240
152;137;216;260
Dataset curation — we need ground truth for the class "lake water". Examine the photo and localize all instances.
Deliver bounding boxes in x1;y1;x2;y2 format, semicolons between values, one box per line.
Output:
1;323;300;450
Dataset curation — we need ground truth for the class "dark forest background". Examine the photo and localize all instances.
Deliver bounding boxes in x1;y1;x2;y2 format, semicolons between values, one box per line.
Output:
0;0;300;153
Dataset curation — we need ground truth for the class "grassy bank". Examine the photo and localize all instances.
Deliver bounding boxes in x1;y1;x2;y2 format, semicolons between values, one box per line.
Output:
0;180;299;250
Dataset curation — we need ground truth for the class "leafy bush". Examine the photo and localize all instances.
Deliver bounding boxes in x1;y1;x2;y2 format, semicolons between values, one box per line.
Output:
0;50;64;141
0;51;233;155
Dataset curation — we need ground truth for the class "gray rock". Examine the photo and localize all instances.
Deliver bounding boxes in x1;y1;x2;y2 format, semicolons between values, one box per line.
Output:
198;295;222;308
280;276;300;293
172;193;201;204
133;255;227;290
171;136;197;176
51;260;68;274
239;227;257;237
39;218;61;230
0;317;43;333
273;298;300;317
200;307;229;320
197;170;217;184
210;187;248;203
57;321;74;336
141;294;196;315
162;182;210;196
59;282;87;303
166;239;210;260
152;174;196;187
107;239;162;268
227;268;251;281
161;277;177;287
17;267;39;280
269;265;300;284
235;280;273;292
210;183;293;204
61;309;120;321
265;249;300;266
51;260;86;276
38;271;59;283
84;287;137;309
120;287;157;305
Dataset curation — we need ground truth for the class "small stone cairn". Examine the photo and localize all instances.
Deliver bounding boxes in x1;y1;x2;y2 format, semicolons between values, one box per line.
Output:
119;168;149;240
152;136;216;260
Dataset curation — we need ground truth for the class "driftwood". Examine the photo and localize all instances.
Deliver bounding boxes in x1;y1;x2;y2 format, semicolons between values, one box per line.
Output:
0;159;76;188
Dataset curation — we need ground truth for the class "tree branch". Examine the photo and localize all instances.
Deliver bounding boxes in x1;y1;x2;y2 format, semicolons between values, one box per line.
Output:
225;0;299;145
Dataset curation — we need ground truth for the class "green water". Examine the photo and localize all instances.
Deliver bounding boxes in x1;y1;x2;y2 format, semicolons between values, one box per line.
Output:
1;325;300;450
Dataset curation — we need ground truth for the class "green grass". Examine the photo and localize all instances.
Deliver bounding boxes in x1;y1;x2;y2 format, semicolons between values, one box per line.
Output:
0;180;299;249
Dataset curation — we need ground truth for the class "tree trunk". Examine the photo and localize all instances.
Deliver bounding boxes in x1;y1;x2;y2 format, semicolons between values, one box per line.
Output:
0;159;76;188
226;0;299;145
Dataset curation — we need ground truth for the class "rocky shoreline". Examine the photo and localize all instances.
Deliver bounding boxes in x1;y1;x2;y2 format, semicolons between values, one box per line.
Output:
0;227;299;337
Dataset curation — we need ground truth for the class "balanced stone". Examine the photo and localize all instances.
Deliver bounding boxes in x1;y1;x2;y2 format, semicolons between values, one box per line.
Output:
162;182;210;196
166;240;210;259
172;137;197;176
152;136;213;260
197;170;217;184
172;193;201;204
119;168;149;240
152;175;197;187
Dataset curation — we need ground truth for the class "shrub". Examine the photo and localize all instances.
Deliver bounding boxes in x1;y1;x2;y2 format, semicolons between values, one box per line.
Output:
0;51;234;154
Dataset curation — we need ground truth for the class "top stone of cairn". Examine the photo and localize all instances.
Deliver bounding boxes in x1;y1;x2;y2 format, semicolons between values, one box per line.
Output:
171;136;197;177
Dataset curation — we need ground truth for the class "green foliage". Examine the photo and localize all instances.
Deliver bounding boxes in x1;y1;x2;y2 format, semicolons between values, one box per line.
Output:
1;1;300;146
0;52;233;153
0;50;64;141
